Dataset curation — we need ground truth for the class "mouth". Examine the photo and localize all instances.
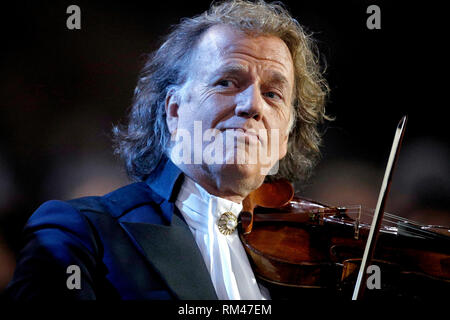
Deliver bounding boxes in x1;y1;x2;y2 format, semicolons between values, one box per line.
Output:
223;128;261;144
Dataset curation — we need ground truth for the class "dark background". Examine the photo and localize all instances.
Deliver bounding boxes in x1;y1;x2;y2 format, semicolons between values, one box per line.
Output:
0;0;449;292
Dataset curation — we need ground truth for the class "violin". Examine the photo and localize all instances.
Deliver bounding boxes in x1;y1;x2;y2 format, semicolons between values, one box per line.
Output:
238;117;450;300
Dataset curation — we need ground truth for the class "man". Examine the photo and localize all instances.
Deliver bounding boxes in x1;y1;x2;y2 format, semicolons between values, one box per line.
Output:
6;0;329;300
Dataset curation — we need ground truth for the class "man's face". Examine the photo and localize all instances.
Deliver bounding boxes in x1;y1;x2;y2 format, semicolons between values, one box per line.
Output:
166;25;295;199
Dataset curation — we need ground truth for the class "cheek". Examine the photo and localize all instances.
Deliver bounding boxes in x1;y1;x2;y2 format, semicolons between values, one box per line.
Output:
265;107;290;132
177;96;228;134
265;111;290;158
176;108;195;131
279;133;289;158
269;128;288;152
279;116;291;158
202;95;235;128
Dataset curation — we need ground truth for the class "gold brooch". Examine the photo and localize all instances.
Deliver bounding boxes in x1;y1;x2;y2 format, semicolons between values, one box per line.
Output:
217;212;238;235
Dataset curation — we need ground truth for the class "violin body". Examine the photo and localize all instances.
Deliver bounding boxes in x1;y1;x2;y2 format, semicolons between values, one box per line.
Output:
239;194;450;300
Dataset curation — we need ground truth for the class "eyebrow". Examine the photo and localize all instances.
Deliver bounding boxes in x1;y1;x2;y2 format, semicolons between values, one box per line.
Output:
214;64;291;91
266;70;290;91
215;64;248;76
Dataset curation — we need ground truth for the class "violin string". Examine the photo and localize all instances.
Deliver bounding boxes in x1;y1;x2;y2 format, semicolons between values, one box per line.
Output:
378;218;440;239
342;208;402;228
344;206;440;239
360;207;421;225
342;205;420;226
360;210;426;235
341;206;448;240
383;212;419;224
395;225;438;239
361;216;436;239
344;207;402;226
341;208;406;231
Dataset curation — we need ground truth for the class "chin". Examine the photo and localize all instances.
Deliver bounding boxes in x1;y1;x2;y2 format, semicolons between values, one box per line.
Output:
210;163;266;190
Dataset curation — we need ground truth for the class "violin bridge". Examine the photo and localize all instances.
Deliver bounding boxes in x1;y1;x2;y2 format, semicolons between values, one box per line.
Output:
336;205;362;240
353;205;362;240
308;210;322;224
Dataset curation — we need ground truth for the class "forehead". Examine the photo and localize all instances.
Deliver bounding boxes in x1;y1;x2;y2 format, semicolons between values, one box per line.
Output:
190;25;294;82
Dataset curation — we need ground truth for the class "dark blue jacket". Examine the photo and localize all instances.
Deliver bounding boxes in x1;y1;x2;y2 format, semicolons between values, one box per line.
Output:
6;157;218;300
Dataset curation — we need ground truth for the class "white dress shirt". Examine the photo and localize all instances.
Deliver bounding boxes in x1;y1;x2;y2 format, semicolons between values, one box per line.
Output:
175;175;270;300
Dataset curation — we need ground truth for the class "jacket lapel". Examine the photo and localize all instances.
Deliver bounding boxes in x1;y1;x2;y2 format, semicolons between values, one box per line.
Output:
119;205;218;300
114;156;218;299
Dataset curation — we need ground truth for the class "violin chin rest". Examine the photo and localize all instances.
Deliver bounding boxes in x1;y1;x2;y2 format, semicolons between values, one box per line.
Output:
250;179;295;208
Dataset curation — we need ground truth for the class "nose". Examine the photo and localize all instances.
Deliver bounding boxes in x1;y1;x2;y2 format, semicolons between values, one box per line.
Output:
234;85;263;121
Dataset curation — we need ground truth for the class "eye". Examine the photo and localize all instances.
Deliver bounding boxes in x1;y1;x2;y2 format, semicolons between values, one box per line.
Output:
264;91;282;100
217;79;234;87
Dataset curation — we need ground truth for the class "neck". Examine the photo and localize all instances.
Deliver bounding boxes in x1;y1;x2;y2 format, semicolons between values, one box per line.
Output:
178;165;264;204
186;173;246;203
196;183;246;204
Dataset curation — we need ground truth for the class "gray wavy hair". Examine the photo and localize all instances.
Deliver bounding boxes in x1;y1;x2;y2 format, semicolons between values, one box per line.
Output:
113;0;330;183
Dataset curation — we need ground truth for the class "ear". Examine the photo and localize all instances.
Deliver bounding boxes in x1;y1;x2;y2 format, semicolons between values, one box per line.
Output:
165;87;180;135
